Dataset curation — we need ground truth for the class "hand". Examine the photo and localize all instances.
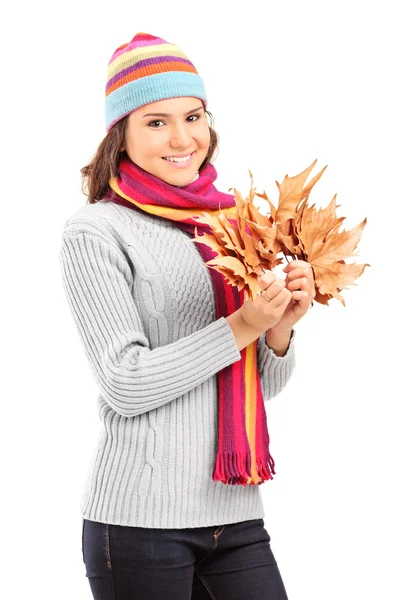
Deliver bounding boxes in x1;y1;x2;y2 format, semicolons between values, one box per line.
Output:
240;272;292;333
269;260;316;333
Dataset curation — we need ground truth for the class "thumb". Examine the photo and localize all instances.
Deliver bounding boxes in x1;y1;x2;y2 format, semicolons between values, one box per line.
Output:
291;290;310;315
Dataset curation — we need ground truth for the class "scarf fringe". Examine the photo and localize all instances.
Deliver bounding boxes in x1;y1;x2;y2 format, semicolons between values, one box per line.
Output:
212;451;276;486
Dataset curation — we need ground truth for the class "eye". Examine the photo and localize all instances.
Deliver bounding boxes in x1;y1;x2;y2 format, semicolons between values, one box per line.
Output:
148;120;164;128
187;113;201;122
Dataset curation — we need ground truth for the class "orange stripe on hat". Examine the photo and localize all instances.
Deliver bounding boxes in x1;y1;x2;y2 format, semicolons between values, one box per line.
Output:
106;61;198;97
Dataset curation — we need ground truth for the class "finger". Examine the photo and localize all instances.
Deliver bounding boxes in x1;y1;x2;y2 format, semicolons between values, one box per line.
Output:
285;267;311;281
291;290;310;313
268;286;291;309
295;275;315;299
284;263;314;287
274;287;292;309
282;260;309;273
262;278;286;299
302;266;315;292
258;284;288;308
286;277;311;293
257;272;276;288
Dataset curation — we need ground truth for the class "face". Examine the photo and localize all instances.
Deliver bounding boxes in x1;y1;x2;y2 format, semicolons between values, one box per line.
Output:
121;97;211;186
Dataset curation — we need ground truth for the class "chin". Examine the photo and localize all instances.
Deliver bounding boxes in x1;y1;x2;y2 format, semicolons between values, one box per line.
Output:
163;171;197;187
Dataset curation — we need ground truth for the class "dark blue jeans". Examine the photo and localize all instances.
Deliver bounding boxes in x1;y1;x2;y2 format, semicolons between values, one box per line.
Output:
82;517;289;599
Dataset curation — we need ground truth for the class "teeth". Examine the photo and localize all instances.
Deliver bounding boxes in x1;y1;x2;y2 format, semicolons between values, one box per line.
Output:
164;154;192;163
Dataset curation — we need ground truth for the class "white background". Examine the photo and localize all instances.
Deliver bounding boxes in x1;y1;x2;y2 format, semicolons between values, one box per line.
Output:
2;1;399;598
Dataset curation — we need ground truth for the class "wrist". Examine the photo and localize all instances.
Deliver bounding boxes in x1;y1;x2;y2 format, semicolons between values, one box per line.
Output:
265;327;292;357
266;327;293;341
268;325;293;336
226;309;265;352
239;309;265;338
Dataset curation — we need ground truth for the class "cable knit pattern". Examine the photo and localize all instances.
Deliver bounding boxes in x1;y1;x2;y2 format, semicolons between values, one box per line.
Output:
58;200;296;529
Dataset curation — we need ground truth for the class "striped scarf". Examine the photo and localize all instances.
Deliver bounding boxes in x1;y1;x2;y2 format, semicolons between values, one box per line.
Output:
104;155;275;485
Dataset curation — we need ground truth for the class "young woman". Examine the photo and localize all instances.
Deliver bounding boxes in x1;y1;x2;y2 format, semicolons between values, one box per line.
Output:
59;32;315;600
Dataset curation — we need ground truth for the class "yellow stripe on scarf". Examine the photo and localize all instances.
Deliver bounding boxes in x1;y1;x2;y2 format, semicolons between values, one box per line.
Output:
245;340;262;485
109;177;237;222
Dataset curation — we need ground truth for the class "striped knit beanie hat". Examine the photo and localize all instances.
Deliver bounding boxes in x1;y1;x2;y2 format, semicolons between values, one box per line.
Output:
105;32;208;132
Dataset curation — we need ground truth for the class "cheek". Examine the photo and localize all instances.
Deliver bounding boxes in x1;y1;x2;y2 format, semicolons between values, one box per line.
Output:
197;124;211;149
127;131;164;161
144;138;165;157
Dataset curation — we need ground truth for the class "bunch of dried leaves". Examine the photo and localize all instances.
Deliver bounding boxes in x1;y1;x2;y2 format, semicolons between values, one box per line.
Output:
192;160;369;305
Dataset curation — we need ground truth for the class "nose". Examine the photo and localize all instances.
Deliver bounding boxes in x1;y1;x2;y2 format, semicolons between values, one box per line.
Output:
169;122;192;149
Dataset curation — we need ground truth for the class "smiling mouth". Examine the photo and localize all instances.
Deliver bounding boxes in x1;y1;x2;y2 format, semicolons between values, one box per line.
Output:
162;152;194;163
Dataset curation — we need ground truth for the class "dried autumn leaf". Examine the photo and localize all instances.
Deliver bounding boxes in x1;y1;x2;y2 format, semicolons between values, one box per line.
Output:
241;172;282;269
191;161;369;306
292;194;369;305
190;173;283;299
254;189;277;221
192;215;262;299
274;160;328;256
232;188;263;273
275;160;319;228
264;160;369;305
234;172;283;271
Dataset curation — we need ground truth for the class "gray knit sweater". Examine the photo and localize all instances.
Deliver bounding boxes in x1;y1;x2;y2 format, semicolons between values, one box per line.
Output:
58;199;296;529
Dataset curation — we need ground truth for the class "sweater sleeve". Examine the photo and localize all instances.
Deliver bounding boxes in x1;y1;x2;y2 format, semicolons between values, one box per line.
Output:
59;230;241;418
257;330;296;402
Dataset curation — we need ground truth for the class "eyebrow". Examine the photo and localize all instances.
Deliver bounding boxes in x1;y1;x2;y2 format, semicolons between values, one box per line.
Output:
141;106;204;118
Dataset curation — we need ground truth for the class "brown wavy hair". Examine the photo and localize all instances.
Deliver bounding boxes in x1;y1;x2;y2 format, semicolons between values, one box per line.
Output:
81;110;219;204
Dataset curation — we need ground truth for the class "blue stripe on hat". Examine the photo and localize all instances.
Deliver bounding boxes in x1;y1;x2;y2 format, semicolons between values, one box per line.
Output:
105;71;207;131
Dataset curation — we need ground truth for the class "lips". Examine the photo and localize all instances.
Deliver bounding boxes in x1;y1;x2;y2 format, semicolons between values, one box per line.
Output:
162;152;194;162
162;152;195;168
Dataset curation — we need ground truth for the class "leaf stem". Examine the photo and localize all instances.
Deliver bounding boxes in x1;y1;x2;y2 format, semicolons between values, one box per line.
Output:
283;253;298;263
